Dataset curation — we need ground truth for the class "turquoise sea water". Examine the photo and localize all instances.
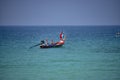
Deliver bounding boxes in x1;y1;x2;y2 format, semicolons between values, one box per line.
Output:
0;26;120;80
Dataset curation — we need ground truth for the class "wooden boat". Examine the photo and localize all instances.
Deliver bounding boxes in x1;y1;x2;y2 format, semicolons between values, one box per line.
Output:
40;40;64;48
40;34;66;48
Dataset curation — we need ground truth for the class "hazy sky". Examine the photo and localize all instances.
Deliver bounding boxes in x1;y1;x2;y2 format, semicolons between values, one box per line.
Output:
0;0;120;25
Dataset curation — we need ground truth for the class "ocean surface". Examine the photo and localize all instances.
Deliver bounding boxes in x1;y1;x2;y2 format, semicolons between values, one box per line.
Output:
0;26;120;80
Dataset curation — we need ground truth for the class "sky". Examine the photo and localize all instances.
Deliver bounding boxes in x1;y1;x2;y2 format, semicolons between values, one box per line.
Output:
0;0;120;25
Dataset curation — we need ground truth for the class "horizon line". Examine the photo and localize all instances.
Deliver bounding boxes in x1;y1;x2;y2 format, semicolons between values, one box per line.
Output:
0;24;120;27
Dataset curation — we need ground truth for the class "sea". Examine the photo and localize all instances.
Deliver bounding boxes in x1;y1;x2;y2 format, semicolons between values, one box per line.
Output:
0;25;120;80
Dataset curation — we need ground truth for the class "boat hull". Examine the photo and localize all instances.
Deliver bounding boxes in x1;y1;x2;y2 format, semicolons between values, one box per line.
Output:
40;40;64;48
40;44;63;48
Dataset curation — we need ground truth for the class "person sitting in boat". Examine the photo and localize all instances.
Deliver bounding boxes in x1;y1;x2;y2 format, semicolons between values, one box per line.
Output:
45;39;49;46
50;40;56;46
51;40;54;44
40;40;45;46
